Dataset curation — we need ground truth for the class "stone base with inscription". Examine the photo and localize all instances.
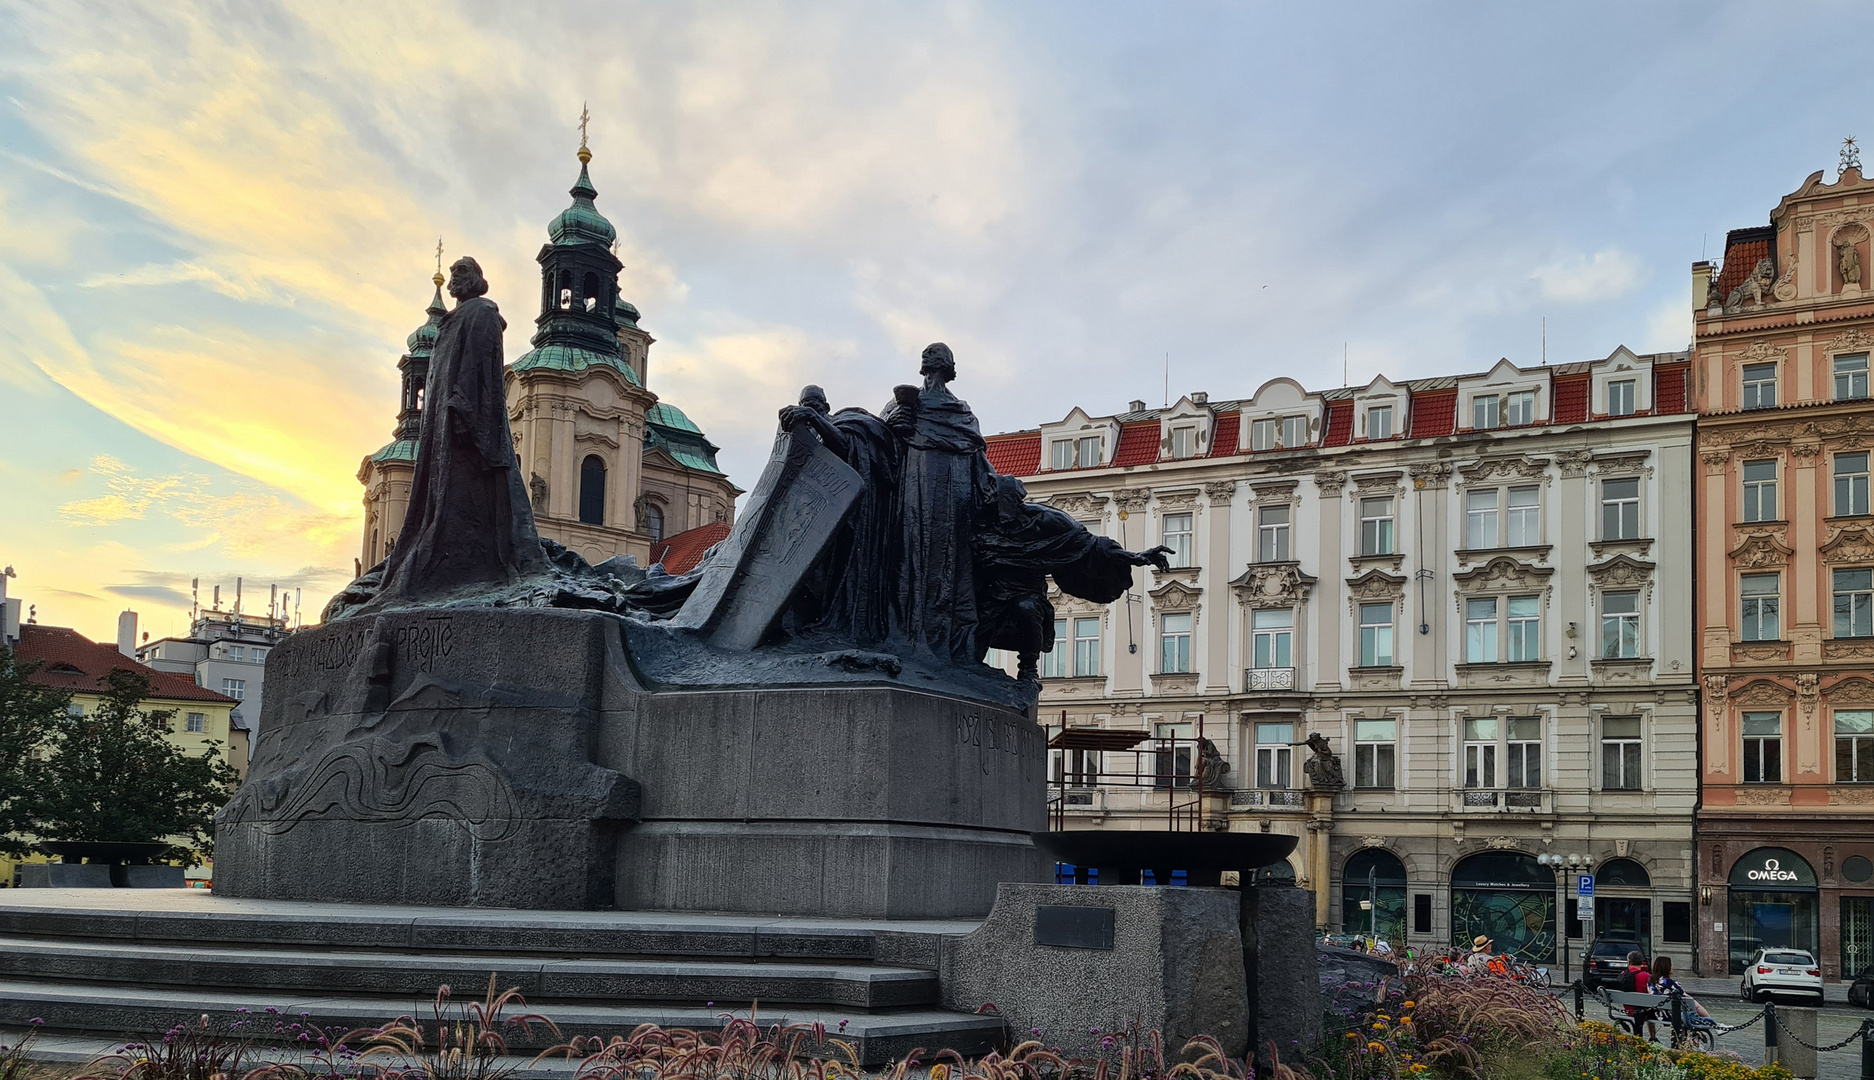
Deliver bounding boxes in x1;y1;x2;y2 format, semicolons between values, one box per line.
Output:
215;607;1046;917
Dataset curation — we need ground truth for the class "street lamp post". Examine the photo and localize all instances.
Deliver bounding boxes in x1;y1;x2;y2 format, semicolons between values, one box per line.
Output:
1540;852;1590;984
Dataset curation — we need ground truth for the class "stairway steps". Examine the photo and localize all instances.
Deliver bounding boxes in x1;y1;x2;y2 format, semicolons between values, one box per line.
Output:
0;981;1003;1067
0;937;937;1009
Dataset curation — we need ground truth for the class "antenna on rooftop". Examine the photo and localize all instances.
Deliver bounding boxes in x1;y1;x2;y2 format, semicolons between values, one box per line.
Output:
1542;316;1547;366
1343;342;1348;388
1163;352;1169;408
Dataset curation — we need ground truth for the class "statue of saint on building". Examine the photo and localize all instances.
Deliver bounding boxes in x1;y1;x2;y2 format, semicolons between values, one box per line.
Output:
1839;235;1864;285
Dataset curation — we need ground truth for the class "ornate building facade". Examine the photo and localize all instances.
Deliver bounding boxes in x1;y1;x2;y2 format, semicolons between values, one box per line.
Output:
1692;151;1874;978
987;348;1699;972
357;145;738;573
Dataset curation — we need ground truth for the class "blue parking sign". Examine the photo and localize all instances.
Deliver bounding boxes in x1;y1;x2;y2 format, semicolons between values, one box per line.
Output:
1578;875;1595;897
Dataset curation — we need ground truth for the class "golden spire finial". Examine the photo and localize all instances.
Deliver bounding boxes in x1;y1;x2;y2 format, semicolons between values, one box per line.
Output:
432;238;445;287
578;102;592;164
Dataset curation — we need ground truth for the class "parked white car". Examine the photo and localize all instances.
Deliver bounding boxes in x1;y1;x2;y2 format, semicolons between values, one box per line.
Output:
1740;948;1824;1003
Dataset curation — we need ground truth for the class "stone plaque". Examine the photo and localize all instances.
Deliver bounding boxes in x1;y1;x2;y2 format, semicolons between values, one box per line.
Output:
672;425;863;650
1034;904;1116;950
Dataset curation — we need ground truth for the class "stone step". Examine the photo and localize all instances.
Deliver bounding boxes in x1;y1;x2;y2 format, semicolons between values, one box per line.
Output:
0;981;1002;1067
0;894;974;966
0;937;937;1010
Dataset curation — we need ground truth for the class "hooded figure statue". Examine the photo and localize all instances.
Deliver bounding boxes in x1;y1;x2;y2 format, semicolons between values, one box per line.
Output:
362;256;547;610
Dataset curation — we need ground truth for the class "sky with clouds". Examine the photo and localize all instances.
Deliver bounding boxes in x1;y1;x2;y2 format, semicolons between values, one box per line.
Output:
1;0;1867;643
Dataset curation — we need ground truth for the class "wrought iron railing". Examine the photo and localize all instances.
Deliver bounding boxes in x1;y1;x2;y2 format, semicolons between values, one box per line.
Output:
1245;666;1298;691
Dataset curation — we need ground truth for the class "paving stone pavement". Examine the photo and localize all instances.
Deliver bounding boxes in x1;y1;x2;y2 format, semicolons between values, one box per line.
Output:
1567;987;1873;1080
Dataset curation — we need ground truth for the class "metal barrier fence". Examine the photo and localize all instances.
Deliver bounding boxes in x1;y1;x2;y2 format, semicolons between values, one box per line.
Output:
1568;980;1874;1075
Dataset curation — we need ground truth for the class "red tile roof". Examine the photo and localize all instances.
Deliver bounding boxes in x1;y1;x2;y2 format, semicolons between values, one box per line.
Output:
651;521;731;574
1408;388;1457;438
985;432;1042;476
1653;364;1688;415
1110;421;1161;467
1209;412;1240;457
1322;401;1353;447
1714;227;1774;300
1553;374;1590;424
15;624;237;704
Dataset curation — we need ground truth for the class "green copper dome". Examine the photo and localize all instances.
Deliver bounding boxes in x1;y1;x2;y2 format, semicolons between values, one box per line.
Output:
547;161;617;248
646;402;701;433
370;438;419;464
510;343;641;385
404;282;446;355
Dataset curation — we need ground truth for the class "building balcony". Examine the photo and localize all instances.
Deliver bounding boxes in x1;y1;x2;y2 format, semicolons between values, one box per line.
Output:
1229;788;1307;810
1452;788;1553;814
1245;666;1298;692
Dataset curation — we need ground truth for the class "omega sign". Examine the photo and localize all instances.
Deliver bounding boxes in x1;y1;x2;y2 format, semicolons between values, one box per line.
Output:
1747;858;1800;883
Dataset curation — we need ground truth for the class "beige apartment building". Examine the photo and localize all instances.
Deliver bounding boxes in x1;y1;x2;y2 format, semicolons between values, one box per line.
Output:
1691;151;1874;978
987;348;1699;969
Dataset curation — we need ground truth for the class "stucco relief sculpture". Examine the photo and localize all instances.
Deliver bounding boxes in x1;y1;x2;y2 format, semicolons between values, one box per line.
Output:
1726;257;1777;311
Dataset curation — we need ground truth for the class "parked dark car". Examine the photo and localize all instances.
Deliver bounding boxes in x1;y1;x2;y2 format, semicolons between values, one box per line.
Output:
1849;968;1874;1009
1582;933;1643;989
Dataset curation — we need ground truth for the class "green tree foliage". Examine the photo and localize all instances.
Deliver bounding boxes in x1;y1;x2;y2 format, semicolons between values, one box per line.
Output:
0;645;68;857
28;668;239;862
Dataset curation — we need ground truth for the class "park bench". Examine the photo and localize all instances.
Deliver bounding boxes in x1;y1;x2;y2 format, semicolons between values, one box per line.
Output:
1592;987;1715;1049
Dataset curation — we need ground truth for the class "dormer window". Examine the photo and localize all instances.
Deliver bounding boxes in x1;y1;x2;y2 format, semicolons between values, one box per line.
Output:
1366;405;1394;440
1281;415;1307;447
1506;391;1535;426
1250;418;1277;451
1169;426;1198;459
1051;436;1102;469
1608;380;1636;416
1473;396;1500;430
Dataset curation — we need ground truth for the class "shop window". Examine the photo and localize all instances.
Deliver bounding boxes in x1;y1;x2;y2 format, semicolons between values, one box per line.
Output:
1343;849;1407;943
1741;574;1781;642
1257;504;1290;562
1837;711;1874;782
1743;460;1778;522
1413;893;1433;935
1162;512;1193;568
1743;712;1783;784
1663;902;1692;944
1450;852;1556;963
1353;719;1396;789
1846;898;1874;980
1727;847;1819;975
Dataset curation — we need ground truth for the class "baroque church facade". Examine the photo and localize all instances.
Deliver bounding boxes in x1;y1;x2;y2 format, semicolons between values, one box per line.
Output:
357;144;739;574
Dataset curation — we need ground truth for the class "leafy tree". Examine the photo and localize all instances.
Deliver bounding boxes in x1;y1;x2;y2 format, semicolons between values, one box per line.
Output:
29;668;239;863
0;645;68;858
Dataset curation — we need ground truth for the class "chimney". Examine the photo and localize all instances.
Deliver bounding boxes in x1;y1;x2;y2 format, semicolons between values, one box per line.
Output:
1692;261;1714;312
2;599;18;646
1128;399;1147;414
1192;391;1208;406
117;610;138;658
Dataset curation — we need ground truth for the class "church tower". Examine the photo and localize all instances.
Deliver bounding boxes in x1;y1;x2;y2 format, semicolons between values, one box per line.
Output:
355;271;445;574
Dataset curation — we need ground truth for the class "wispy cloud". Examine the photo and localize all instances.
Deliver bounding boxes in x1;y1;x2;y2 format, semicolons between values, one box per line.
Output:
1532;248;1647;304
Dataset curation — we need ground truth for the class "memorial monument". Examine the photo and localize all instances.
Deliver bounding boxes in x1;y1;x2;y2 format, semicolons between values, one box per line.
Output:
216;266;1170;917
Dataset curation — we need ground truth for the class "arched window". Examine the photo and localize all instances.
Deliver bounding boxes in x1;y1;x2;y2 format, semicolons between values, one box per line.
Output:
1451;851;1555;962
645;501;664;542
579;455;606;525
558;270;574;310
1596;858;1651;888
1342;849;1408;942
582;272;600;313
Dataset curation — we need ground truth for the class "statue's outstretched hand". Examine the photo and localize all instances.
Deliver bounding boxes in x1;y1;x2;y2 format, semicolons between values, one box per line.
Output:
1133;545;1175;572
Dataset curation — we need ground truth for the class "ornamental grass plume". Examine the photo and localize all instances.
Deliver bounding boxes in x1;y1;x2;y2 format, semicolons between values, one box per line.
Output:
350;975;557;1080
1;1020;42;1080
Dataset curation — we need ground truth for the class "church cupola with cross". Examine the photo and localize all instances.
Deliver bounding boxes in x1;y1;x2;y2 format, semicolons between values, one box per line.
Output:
512;114;635;384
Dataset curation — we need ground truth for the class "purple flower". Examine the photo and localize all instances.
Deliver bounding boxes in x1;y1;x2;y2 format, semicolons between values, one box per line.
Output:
28;1018;44;1026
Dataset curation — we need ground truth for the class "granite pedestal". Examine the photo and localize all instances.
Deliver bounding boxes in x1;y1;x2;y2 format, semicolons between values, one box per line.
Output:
215;608;1046;917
